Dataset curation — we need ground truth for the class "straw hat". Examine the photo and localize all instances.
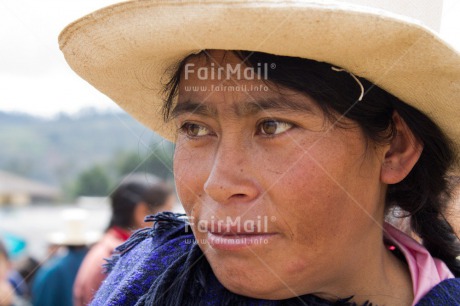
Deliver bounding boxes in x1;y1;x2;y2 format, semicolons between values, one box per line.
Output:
59;0;460;156
47;209;101;246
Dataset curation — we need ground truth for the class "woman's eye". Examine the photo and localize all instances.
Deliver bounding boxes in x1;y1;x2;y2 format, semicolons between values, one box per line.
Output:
258;120;293;136
180;123;211;137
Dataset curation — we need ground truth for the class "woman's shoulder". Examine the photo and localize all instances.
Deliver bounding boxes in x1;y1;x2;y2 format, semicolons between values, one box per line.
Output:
416;278;460;305
91;212;195;305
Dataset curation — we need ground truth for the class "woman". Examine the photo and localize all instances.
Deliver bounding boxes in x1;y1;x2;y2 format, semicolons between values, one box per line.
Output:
73;174;175;306
59;0;459;305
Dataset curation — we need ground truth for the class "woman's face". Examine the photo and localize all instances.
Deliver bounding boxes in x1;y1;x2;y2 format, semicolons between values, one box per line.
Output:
173;51;388;299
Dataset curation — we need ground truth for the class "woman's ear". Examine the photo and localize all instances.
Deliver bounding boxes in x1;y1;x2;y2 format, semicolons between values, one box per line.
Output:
380;111;423;184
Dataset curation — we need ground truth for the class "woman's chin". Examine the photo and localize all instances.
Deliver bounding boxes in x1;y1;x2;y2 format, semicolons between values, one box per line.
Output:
221;279;280;299
221;279;299;300
210;262;300;300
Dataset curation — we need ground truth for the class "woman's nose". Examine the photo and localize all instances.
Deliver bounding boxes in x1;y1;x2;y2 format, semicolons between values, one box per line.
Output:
203;144;260;205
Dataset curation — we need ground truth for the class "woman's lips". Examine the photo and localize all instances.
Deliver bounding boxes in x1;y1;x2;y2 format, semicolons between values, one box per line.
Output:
196;219;277;250
206;231;277;251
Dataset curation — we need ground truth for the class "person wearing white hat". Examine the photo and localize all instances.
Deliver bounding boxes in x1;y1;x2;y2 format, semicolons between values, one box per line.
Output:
31;209;100;306
59;0;460;305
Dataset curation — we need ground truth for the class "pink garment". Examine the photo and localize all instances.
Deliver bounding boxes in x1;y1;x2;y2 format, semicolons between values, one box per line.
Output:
73;228;128;306
383;222;454;305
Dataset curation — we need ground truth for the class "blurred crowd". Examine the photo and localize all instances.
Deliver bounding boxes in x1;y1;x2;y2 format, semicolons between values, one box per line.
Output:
0;174;174;306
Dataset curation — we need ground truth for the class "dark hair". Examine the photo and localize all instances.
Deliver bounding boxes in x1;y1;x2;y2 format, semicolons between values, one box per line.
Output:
162;50;460;277
108;174;173;229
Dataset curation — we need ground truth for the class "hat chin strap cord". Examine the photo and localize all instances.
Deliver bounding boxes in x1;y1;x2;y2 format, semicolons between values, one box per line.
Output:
331;66;365;102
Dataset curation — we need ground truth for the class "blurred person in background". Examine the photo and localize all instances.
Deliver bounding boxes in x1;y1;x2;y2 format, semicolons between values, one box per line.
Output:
73;174;175;306
0;240;30;306
0;240;15;306
0;232;29;300
11;256;39;301
31;210;99;306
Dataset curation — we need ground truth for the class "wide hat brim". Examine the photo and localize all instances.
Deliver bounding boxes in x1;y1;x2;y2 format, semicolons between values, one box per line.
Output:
59;0;460;160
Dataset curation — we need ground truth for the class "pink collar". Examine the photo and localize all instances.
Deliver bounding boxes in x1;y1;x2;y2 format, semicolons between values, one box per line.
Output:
383;222;454;305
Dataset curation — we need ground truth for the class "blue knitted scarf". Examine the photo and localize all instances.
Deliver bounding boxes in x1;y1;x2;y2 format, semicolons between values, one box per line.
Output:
91;212;459;306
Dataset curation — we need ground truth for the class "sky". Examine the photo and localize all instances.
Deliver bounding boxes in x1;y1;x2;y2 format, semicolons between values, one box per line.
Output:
0;0;459;118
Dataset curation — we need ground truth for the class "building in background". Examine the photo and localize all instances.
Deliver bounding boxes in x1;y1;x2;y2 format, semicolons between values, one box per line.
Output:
0;170;60;206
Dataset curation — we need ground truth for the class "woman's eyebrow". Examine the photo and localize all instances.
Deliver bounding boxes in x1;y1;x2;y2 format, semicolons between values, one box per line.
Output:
236;98;314;117
171;97;314;119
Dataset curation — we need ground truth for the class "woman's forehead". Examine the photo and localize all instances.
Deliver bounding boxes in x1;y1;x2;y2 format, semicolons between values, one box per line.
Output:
176;50;319;117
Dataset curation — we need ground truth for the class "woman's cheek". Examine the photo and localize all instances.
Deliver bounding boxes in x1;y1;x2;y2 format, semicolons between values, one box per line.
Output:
174;144;210;212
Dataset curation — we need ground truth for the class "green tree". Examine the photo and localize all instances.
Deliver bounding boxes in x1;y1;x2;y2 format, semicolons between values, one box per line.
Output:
114;151;143;176
145;143;174;180
74;165;111;196
113;142;174;180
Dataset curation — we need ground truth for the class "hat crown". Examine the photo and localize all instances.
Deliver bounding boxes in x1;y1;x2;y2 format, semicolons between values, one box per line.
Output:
47;209;101;246
340;0;443;31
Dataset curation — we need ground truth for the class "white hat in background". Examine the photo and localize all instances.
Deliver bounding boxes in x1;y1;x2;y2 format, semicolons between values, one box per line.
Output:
47;209;101;246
